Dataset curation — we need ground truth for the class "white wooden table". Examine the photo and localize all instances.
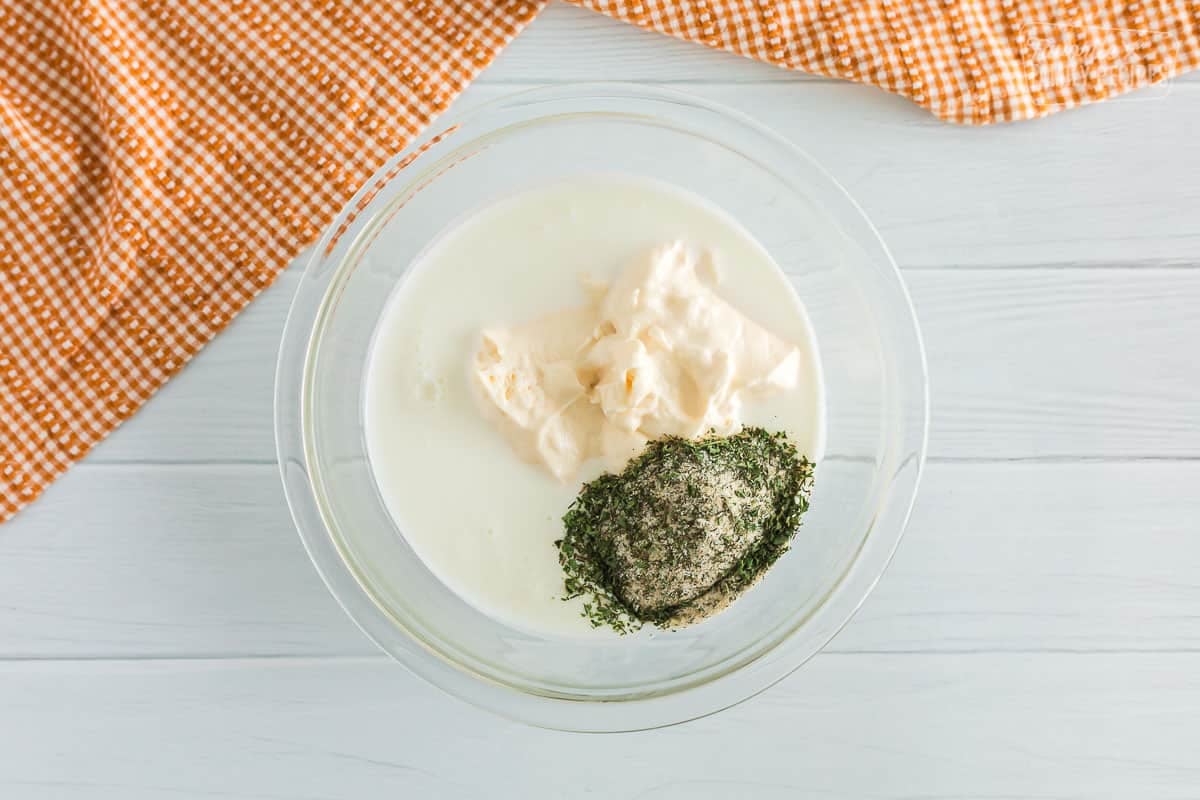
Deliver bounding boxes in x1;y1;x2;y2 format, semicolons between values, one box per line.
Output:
4;5;1200;797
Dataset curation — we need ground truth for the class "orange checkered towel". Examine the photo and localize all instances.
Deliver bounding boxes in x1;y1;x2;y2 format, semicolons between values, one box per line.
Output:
2;0;1198;520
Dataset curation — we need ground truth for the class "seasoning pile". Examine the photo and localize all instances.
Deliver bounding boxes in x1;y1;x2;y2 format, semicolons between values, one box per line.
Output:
556;428;814;633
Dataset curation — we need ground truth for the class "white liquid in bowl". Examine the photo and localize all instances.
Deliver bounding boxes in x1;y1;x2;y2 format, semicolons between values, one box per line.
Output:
364;176;826;637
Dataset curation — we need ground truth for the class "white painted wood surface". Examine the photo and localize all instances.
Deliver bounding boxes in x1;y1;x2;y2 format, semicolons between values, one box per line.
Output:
3;4;1199;797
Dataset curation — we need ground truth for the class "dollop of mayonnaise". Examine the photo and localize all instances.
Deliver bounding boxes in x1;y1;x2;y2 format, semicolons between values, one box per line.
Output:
471;242;805;480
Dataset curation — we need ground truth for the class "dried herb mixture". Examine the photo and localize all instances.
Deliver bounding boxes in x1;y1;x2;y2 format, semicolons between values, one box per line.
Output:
556;427;814;633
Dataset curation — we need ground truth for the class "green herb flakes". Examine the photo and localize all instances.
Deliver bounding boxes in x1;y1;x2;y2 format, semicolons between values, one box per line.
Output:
555;428;814;633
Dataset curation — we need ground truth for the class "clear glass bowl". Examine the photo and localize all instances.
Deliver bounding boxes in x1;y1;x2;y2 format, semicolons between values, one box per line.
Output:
275;84;928;732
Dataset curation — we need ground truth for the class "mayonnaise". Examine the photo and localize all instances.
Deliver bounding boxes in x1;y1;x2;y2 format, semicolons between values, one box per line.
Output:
471;241;807;480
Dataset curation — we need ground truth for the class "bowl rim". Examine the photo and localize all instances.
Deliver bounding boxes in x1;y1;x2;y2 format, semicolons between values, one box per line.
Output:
275;82;930;732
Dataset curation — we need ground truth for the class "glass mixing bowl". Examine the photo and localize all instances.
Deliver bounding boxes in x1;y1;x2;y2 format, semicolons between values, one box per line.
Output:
275;84;927;732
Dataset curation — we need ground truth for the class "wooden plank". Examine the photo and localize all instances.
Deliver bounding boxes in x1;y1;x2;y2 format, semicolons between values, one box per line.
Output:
86;267;1200;464
674;84;1200;268
836;460;1200;654
1;653;1197;798
428;82;1200;269
486;2;1200;85
918;269;1200;460
2;461;1197;659
0;463;370;659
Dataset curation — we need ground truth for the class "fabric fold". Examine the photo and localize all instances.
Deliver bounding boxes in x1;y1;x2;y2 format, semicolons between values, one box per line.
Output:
572;0;1199;124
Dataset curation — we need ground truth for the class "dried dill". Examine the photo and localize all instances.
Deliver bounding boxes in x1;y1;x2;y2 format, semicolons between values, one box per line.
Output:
555;427;814;634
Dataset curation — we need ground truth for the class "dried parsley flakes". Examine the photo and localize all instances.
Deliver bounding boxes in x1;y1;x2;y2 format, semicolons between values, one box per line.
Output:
555;427;814;634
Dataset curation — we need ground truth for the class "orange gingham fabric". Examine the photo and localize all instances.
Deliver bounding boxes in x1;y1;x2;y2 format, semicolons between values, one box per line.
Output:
578;0;1200;123
0;0;543;520
2;1;1198;521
